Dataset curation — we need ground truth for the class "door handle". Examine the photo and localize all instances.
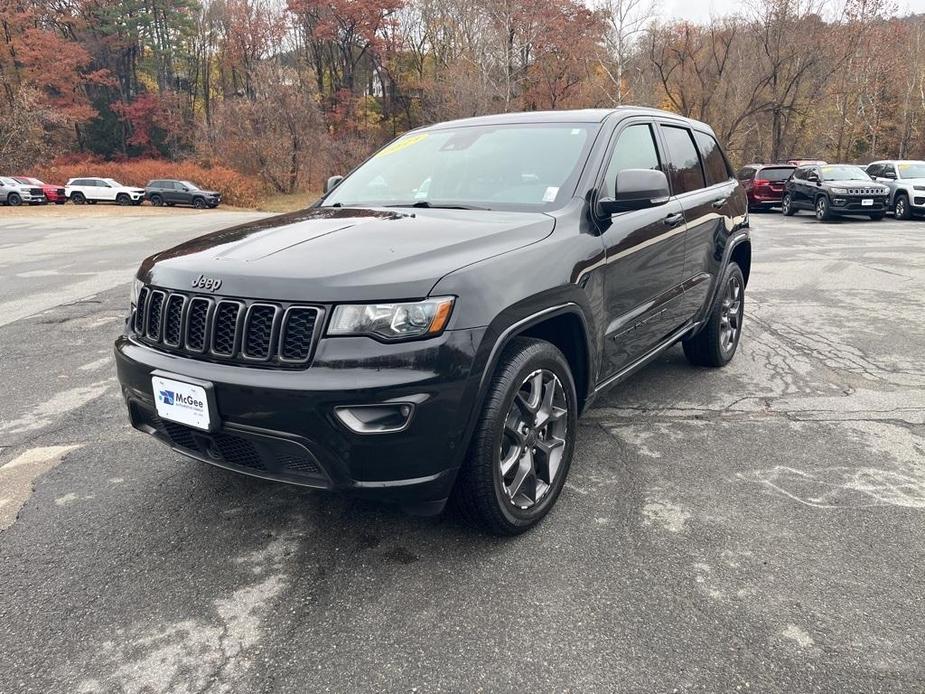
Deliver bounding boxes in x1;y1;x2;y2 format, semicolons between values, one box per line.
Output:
664;212;684;227
712;198;728;209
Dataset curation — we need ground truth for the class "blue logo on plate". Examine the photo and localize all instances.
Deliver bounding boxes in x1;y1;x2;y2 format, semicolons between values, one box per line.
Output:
159;389;175;406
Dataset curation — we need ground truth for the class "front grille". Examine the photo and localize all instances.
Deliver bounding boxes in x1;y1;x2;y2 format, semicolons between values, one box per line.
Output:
56;188;65;196
844;188;885;196
132;285;322;369
30;187;43;196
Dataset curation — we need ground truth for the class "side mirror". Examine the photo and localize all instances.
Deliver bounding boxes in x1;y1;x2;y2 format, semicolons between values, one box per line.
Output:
325;175;344;194
807;173;819;183
882;172;897;180
597;169;670;216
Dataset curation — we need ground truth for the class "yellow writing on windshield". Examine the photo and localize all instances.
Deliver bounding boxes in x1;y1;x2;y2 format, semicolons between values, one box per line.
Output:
374;133;429;158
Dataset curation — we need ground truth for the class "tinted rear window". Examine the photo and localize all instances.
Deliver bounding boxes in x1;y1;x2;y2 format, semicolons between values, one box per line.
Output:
759;167;795;182
693;131;731;186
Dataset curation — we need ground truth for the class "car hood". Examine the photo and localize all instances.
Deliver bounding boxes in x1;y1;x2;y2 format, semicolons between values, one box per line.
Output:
826;179;889;189
140;207;555;302
899;177;925;185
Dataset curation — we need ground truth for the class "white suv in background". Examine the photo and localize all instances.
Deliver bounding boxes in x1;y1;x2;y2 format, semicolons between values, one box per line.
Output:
65;178;145;206
865;160;925;219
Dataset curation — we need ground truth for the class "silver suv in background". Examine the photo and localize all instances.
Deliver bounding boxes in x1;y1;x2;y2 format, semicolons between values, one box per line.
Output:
865;160;925;219
0;177;46;206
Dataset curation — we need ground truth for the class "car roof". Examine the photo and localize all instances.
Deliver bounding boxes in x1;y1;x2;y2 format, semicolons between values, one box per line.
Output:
415;107;714;133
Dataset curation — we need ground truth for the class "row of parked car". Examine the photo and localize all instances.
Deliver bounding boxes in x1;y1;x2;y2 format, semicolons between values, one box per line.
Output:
738;158;925;221
0;176;222;209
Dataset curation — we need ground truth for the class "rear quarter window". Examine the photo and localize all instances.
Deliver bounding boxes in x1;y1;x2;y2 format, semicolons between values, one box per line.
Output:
693;131;732;186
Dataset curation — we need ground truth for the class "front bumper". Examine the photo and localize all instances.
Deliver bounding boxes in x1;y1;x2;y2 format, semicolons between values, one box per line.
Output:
830;195;888;213
115;327;487;509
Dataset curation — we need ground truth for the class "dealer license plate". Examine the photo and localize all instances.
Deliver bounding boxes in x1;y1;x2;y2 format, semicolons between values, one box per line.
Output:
862;199;874;206
152;376;212;431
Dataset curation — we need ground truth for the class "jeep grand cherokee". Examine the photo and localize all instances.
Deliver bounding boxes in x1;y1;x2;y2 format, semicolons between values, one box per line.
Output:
115;108;751;535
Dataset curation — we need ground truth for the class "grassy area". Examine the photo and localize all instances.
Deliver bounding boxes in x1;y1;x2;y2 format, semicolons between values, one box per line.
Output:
255;191;321;213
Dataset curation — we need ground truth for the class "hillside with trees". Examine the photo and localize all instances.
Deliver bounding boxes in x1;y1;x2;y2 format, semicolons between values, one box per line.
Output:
1;0;921;202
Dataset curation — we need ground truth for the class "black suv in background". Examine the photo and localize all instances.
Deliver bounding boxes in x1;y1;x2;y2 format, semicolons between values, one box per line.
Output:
116;108;750;535
782;164;889;221
146;180;221;208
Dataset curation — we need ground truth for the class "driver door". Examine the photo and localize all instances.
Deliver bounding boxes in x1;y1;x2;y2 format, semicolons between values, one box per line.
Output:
596;120;687;378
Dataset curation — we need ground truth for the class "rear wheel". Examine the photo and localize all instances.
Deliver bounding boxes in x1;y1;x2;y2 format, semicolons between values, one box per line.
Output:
815;195;832;221
782;193;796;216
895;193;912;220
683;262;745;368
7;193;21;206
453;338;577;535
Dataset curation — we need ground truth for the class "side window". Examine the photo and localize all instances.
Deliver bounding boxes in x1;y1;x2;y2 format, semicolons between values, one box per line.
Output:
661;125;706;195
866;164;882;178
694;131;731;186
793;168;806;181
602;123;661;197
736;167;756;181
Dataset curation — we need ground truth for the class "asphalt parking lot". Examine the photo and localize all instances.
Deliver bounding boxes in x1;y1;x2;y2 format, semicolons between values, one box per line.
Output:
1;208;923;692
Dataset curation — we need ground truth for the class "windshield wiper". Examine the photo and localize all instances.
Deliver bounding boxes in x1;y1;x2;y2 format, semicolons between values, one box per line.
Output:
385;201;490;211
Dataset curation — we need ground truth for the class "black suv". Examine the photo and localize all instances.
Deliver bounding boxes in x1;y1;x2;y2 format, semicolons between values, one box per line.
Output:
115;108;750;535
781;164;889;221
146;180;221;209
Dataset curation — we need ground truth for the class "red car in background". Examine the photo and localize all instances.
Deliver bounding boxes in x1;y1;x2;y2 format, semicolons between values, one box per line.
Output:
13;177;66;204
736;163;797;211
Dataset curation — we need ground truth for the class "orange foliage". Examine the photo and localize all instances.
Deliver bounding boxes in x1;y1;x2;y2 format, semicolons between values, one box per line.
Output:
32;157;263;208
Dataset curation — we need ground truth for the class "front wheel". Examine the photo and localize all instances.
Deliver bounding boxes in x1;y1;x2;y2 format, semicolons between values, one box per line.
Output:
453;337;577;535
71;192;85;205
683;262;745;368
7;193;22;206
116;193;131;206
193;197;207;209
150;194;164;207
782;193;796;216
815;196;832;221
894;194;912;220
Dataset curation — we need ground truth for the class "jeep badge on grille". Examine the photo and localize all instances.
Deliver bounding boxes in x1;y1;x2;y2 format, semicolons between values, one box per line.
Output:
191;274;222;291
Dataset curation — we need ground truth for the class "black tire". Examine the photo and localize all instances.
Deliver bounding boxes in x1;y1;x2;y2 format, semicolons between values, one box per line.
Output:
116;193;131;206
7;193;21;207
453;337;578;535
55;200;66;205
894;193;912;220
815;195;832;221
193;196;207;209
868;212;884;221
71;192;85;205
682;262;745;368
150;194;164;207
782;193;796;216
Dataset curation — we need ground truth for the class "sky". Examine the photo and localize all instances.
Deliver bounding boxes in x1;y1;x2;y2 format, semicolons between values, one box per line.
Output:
660;0;925;23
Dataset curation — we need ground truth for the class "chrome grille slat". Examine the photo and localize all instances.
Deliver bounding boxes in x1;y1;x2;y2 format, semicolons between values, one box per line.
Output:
131;286;319;369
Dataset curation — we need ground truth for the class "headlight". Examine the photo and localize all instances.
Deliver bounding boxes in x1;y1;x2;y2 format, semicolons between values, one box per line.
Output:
130;277;143;305
328;297;455;341
831;187;848;194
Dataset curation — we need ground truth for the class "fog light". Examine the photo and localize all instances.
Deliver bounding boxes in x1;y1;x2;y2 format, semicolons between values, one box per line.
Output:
334;404;415;434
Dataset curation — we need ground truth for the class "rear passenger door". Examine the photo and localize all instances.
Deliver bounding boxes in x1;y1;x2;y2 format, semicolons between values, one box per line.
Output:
655;123;720;322
596;119;688;377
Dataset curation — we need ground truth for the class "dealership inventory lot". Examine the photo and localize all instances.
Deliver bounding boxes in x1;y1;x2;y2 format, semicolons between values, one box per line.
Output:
1;211;923;691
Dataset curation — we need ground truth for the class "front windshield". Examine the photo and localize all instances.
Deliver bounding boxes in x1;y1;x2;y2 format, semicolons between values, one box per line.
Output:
819;165;871;181
322;123;596;211
180;181;201;190
897;162;925;178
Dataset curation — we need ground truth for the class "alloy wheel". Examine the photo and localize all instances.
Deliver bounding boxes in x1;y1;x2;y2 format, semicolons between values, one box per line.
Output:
816;197;830;220
719;274;743;353
499;369;568;509
896;197;907;218
782;195;791;215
